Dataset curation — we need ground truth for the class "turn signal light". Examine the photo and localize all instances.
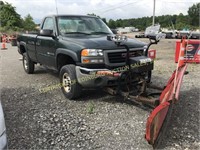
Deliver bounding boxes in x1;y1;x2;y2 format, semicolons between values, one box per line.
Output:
81;49;89;56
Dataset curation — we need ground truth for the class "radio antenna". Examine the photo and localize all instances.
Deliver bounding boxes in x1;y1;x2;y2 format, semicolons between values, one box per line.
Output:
55;0;58;15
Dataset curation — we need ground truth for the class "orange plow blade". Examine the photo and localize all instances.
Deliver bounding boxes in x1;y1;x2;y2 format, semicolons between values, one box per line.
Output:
145;64;187;148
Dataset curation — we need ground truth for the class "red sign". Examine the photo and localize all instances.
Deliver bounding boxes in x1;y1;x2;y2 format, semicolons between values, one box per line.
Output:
175;40;200;63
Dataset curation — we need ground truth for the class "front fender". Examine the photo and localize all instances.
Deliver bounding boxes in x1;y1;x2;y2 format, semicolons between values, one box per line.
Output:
18;41;27;54
56;48;79;62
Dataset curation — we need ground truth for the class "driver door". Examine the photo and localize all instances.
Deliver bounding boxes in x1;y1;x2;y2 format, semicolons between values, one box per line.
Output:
36;17;57;68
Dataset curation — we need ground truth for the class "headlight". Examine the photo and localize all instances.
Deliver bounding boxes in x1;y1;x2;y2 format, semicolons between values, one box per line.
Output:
81;49;104;64
81;49;103;56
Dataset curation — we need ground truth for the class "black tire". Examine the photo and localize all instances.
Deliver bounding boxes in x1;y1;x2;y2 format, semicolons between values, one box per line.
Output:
23;52;34;74
60;64;82;100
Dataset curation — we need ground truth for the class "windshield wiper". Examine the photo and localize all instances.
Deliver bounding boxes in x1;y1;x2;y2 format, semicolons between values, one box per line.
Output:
64;32;91;35
90;31;110;35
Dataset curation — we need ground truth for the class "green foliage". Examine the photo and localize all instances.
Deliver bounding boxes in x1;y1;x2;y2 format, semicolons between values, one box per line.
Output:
87;13;107;24
0;1;22;31
23;14;36;31
87;102;95;114
108;19;116;29
175;13;190;30
188;3;200;26
0;1;36;33
106;4;199;30
101;18;107;24
107;12;198;30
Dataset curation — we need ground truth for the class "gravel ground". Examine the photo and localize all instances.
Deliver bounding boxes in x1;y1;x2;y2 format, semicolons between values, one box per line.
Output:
0;37;199;149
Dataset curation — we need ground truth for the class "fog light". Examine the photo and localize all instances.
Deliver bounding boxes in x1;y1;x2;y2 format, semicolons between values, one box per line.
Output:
83;59;90;63
90;59;104;63
82;58;104;63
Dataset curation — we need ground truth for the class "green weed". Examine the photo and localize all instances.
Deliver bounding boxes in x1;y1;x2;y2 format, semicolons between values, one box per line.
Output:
87;102;95;114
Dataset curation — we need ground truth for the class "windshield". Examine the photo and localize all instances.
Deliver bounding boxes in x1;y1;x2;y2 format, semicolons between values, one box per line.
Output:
57;16;112;35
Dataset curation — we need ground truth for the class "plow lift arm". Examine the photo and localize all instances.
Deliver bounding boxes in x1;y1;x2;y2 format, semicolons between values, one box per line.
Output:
106;31;188;148
106;29;165;107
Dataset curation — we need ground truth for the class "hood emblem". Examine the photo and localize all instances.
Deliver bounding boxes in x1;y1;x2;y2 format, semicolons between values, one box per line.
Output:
121;52;135;58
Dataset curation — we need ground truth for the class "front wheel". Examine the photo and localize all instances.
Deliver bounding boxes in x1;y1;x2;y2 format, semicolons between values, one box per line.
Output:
60;65;82;100
23;52;34;74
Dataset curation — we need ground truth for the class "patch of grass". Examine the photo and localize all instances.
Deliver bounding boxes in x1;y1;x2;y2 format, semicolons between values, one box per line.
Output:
87;102;95;114
191;62;199;65
153;57;161;61
157;70;163;74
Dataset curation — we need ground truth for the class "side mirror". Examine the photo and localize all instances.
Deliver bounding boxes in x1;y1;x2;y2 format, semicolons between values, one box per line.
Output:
39;29;55;37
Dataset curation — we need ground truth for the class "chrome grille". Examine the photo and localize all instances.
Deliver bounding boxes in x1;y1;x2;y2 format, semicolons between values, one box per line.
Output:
107;50;143;63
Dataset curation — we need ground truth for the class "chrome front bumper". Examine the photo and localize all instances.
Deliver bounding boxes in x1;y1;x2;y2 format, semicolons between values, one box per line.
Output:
75;66;119;88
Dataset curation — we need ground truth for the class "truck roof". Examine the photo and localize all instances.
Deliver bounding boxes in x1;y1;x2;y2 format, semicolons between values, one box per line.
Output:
45;14;98;18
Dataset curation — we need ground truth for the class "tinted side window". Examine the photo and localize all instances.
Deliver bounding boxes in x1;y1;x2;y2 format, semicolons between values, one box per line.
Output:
43;18;54;30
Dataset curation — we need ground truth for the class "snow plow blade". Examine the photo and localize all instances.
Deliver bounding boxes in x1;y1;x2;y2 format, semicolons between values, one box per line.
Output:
145;64;187;148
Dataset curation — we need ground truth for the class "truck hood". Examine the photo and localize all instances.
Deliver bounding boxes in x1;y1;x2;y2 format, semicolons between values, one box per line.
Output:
62;35;147;50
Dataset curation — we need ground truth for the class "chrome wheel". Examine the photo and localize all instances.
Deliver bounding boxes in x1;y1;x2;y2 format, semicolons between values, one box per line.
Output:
62;73;71;93
23;56;28;70
22;53;34;74
60;65;82;99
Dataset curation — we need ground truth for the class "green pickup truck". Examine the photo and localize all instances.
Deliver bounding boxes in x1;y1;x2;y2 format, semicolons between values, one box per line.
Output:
17;15;153;99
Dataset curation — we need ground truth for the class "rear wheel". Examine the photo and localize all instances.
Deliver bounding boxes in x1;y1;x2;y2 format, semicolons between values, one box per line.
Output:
60;65;82;100
23;52;34;74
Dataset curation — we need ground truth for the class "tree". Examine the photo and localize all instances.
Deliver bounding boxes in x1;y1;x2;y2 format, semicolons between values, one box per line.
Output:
115;19;123;28
176;13;189;30
0;1;22;30
23;14;36;31
87;13;107;24
108;19;116;29
101;18;107;24
188;3;200;26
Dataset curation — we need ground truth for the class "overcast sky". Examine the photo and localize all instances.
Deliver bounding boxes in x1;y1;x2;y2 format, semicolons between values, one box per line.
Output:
4;0;200;23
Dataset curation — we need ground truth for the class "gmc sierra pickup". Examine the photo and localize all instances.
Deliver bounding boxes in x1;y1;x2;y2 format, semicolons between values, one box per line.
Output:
17;15;153;99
